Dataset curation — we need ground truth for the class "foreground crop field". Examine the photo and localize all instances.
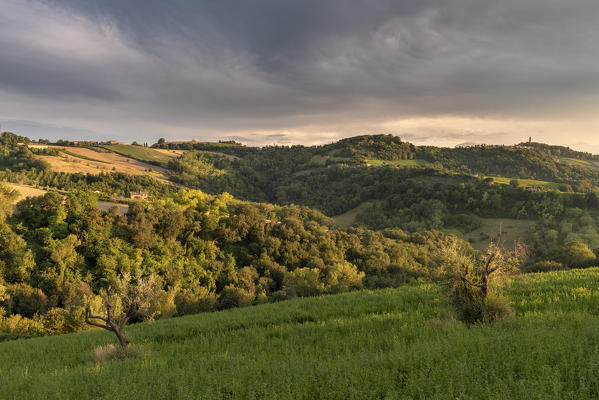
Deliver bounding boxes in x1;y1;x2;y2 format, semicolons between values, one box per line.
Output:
2;269;599;399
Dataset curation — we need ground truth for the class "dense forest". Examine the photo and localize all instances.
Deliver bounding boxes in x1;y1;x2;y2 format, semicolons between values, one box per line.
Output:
0;181;462;339
158;135;599;267
3;131;599;340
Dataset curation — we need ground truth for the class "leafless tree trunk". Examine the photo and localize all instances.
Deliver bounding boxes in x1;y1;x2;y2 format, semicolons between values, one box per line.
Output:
85;304;133;347
458;252;501;298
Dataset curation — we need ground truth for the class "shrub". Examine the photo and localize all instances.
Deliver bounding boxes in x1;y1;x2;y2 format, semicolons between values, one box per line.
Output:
270;287;297;302
175;286;217;315
482;293;514;321
559;241;596;267
0;313;46;337
4;283;47;318
216;286;254;310
524;260;568;273
92;344;147;364
450;289;513;324
42;306;88;335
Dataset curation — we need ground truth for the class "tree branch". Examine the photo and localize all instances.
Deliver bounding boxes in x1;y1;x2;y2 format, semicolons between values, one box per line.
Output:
119;314;133;333
483;252;496;273
488;265;501;275
460;275;482;289
456;265;482;289
85;306;114;331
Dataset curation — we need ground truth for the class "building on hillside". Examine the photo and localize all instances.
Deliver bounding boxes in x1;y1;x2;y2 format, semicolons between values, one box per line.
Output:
130;191;150;201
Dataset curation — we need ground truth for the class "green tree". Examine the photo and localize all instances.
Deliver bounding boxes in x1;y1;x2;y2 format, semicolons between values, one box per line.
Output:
559;241;596;267
284;268;325;297
0;221;36;283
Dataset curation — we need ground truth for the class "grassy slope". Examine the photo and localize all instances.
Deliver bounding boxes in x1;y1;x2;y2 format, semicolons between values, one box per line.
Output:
486;175;560;190
461;218;534;250
333;202;371;227
561;157;599;172
2;269;599;399
101;144;175;166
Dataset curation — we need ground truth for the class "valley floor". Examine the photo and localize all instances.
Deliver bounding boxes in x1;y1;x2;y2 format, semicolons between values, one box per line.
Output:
2;269;599;399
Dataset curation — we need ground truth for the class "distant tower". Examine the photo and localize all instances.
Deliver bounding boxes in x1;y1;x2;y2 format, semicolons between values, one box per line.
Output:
529;137;532;143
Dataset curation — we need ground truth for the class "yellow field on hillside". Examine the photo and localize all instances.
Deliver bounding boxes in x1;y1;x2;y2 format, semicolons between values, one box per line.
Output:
153;148;186;157
3;182;48;203
38;146;171;183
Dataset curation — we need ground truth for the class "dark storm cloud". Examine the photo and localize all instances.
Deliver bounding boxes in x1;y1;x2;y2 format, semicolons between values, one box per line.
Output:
1;0;599;145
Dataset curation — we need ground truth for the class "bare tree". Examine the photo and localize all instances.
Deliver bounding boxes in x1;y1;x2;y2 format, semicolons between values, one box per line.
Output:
455;239;529;298
85;272;165;347
441;234;529;323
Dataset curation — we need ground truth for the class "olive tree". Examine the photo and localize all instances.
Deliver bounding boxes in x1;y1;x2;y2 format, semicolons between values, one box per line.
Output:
85;271;165;347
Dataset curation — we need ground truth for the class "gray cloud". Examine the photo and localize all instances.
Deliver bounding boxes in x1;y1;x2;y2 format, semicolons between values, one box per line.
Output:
1;0;599;148
0;120;102;141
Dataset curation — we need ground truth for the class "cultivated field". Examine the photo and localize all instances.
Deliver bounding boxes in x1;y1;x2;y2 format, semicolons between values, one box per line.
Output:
100;144;177;166
2;182;49;203
39;146;171;183
153;148;186;157
2;268;599;399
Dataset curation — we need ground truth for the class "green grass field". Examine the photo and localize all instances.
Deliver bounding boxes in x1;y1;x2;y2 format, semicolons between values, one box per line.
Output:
365;159;430;167
561;157;599;172
2;268;599;399
461;218;534;250
485;176;560;190
101;145;176;166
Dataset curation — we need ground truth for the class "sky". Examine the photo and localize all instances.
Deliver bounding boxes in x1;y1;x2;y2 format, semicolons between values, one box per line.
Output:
1;0;599;151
